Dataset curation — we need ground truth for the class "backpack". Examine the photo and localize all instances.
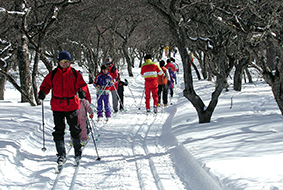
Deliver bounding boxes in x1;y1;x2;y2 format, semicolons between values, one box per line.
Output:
51;67;77;87
168;67;175;83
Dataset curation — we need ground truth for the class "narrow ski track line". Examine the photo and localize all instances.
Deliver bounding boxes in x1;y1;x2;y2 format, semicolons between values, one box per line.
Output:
50;144;73;190
131;113;165;190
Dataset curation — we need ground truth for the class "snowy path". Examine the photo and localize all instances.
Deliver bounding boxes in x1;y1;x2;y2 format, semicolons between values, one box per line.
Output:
26;102;223;190
0;100;226;190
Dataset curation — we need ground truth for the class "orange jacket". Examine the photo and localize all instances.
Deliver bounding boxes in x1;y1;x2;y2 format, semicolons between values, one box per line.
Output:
141;59;163;80
157;66;170;85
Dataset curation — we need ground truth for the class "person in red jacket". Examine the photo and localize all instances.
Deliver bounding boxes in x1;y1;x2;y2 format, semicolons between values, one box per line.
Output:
38;51;91;166
141;54;163;113
105;57;119;113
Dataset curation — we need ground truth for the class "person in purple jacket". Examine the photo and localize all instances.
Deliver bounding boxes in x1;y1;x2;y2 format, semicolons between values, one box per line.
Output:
93;65;113;120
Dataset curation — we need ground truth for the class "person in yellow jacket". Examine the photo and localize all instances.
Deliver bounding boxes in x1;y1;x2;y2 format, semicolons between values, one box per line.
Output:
157;60;170;107
140;54;164;113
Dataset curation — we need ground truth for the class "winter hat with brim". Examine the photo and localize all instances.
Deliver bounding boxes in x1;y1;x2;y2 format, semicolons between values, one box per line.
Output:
58;51;71;61
105;57;112;64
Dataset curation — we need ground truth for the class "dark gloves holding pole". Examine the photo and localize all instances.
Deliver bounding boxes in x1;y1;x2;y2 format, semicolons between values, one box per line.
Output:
125;79;128;85
78;88;86;99
38;91;46;100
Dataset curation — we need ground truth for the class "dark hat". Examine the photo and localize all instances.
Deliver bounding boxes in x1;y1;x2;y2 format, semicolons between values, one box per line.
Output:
58;51;71;61
105;57;112;64
159;60;165;67
101;64;108;71
144;54;152;60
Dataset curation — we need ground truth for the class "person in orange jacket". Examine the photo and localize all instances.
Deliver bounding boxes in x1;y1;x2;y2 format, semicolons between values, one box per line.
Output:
38;51;91;166
140;54;164;113
157;60;170;107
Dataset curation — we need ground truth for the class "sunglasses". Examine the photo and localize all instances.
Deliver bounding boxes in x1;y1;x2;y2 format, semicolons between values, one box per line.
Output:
60;59;70;63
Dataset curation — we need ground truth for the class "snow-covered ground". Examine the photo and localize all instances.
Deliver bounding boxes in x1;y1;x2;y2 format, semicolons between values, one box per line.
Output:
0;55;283;190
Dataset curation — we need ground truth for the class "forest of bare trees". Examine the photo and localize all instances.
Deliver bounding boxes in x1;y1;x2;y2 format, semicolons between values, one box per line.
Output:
1;0;283;123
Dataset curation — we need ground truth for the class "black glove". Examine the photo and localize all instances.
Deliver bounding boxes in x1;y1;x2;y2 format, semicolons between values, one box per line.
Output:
167;81;171;86
78;88;85;99
125;79;128;85
38;91;46;100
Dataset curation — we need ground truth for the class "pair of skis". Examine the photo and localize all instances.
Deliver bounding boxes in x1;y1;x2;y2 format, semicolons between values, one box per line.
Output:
55;139;89;174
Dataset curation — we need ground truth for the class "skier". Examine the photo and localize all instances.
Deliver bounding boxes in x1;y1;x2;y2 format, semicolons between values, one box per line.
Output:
38;51;91;167
117;75;128;111
157;60;170;107
140;54;164;113
170;57;179;73
105;57;119;113
165;59;177;99
93;64;113;121
77;90;94;146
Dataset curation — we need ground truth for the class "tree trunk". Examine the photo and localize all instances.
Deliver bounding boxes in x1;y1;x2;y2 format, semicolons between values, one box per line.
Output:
122;43;133;77
0;66;8;100
32;46;41;105
15;0;34;104
245;68;253;84
234;58;248;91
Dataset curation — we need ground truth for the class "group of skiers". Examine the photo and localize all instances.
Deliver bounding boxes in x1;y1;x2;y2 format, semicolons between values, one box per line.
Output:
37;51;178;167
141;54;178;113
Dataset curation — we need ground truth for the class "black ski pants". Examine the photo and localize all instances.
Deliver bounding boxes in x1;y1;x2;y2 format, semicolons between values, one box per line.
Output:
158;84;168;105
52;110;81;142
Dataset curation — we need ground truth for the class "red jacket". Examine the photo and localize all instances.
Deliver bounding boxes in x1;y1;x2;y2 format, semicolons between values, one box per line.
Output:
141;59;163;81
39;66;91;111
108;64;119;91
165;62;177;73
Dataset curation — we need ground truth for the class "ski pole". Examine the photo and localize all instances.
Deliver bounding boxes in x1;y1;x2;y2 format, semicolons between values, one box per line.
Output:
138;88;145;110
88;118;101;161
41;101;47;152
90;117;100;140
82;100;99;139
81;97;101;160
127;85;137;103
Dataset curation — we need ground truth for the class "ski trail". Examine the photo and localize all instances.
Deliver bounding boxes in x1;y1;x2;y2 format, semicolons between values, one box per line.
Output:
69;141;90;190
131;112;181;190
131;114;157;190
50;144;73;190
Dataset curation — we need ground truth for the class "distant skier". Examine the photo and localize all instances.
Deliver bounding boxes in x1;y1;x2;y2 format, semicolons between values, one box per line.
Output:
93;64;113;121
117;75;128;111
105;57;119;113
165;59;177;99
141;54;164;113
157;60;170;107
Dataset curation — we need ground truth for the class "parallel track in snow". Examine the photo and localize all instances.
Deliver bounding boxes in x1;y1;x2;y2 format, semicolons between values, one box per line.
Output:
131;111;177;190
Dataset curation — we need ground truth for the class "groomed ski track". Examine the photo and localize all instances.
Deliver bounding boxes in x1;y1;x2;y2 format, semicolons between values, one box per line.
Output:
0;97;227;190
39;102;225;190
